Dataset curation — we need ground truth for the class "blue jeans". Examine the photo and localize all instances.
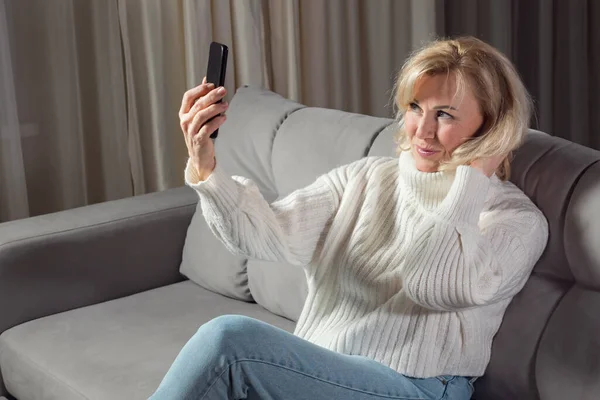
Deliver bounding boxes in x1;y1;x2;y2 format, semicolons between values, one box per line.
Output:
150;315;475;400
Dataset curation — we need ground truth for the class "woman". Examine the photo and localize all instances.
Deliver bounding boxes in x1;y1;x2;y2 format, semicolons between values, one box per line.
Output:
151;36;548;400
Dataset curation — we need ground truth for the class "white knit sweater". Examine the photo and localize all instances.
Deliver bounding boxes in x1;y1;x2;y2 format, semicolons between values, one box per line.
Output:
185;150;548;378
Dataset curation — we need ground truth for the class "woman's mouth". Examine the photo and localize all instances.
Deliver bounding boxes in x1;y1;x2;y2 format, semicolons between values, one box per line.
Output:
415;145;440;157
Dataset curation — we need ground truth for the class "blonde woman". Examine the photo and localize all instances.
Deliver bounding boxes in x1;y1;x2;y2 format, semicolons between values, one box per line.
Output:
151;36;549;400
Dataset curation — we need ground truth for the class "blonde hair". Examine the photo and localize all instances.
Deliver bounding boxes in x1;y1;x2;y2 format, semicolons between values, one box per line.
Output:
393;36;533;181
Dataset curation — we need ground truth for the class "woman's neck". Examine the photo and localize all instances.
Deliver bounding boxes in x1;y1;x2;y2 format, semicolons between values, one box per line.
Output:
397;150;456;210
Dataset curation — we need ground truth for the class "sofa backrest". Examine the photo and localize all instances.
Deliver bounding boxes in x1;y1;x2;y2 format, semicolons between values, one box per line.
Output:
480;132;600;400
214;86;600;400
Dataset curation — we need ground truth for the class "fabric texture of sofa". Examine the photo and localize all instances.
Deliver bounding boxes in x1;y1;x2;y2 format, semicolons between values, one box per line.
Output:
0;86;599;400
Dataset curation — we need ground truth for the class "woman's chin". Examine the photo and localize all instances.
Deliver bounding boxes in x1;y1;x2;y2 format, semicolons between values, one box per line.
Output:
415;162;440;173
412;150;441;172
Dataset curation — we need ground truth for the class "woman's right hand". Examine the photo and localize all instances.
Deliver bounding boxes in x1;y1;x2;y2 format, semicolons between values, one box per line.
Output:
179;77;228;180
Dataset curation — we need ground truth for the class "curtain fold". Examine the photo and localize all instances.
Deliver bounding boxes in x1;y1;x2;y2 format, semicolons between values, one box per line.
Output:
0;0;28;221
118;0;189;194
2;0;133;220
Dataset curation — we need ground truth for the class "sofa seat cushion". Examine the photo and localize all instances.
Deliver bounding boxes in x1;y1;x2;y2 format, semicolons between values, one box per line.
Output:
0;281;295;400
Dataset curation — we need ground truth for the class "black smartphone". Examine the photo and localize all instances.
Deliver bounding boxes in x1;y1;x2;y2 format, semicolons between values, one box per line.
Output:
206;42;228;139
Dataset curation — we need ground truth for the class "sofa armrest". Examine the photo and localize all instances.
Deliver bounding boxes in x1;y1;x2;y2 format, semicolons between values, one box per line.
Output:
0;186;198;336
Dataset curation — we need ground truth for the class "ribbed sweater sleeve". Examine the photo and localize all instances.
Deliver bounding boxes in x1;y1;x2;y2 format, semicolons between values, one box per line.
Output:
185;159;350;266
401;165;549;311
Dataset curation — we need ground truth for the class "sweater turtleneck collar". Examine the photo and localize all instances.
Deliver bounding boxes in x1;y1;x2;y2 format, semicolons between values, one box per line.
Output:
397;150;457;211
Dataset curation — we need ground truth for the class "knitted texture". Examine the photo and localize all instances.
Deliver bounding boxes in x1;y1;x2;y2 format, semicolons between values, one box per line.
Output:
185;151;548;378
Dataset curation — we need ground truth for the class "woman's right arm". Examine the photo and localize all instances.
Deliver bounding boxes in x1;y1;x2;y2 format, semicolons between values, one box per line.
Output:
186;160;349;266
179;80;350;266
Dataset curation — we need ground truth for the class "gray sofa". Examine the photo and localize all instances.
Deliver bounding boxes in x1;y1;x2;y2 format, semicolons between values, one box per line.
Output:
0;86;599;400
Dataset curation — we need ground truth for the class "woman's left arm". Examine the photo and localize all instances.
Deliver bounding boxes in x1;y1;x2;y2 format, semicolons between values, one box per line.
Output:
401;165;549;311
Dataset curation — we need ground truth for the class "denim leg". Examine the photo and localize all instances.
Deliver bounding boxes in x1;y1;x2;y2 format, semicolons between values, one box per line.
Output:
150;315;473;400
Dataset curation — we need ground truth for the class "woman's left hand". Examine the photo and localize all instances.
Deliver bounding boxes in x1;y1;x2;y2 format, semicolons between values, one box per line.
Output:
469;154;505;177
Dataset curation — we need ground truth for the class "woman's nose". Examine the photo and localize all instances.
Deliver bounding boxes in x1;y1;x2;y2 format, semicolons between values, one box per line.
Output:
415;118;435;139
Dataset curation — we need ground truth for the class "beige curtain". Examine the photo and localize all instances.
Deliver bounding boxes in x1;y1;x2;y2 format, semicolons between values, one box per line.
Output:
263;0;437;117
0;0;28;221
0;0;436;222
2;0;132;221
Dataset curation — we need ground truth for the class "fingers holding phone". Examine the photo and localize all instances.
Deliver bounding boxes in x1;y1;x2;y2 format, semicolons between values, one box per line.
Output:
178;81;213;117
188;88;228;141
187;85;227;117
179;82;228;180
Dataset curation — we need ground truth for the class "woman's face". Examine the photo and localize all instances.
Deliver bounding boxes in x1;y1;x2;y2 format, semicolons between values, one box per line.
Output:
403;74;483;173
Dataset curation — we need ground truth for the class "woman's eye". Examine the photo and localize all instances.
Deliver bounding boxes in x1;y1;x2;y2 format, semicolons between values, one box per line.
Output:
436;110;454;119
408;102;421;112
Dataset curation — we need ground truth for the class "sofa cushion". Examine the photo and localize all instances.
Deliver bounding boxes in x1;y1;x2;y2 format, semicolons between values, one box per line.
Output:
247;259;308;322
180;204;252;301
474;131;600;399
214;86;305;203
509;130;600;283
179;86;304;301
271;107;391;196
474;274;571;399
536;286;600;400
564;161;600;288
0;281;294;400
367;122;397;157
246;108;391;321
533;161;600;400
